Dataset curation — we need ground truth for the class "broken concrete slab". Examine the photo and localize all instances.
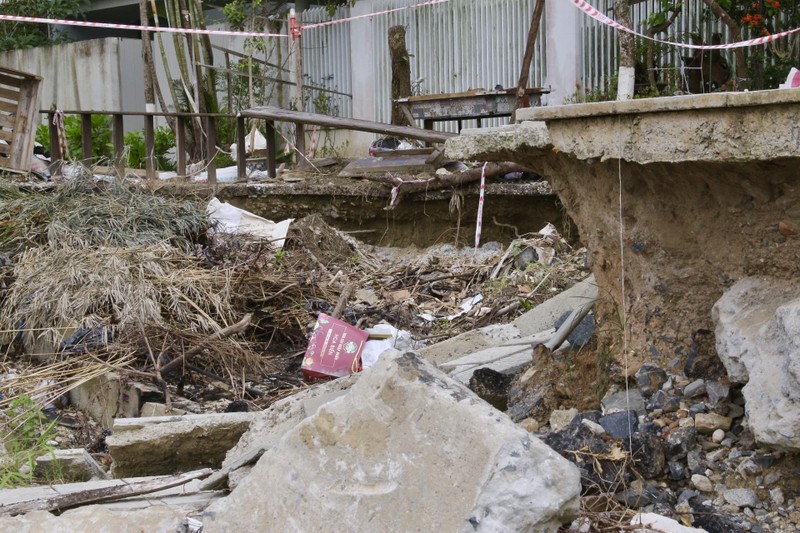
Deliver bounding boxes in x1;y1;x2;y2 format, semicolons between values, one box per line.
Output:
427;275;597;382
69;372;163;428
34;448;109;482
106;412;257;478
0;505;201;532
139;402;187;417
714;276;800;450
203;349;581;532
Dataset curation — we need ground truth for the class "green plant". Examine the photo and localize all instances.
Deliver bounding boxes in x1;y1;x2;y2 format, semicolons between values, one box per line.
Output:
35;115;114;161
0;394;59;488
124;125;177;171
0;0;83;52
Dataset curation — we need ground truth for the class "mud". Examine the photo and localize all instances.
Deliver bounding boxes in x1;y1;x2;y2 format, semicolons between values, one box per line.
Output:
214;175;573;248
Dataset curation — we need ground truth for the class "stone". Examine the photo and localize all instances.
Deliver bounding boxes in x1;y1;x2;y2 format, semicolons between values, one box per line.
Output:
695;413;732;434
107;412;257;477
664;427;697;461
543;424;624;493
204;350;581;532
686;449;707;475
713;277;800;450
580;419;606;435
647;390;681;413
683;379;706;398
139;402;186;417
0;505;198;532
69;372;162;428
763;471;781;486
553;309;596;349
668;461;687;480
712;429;726;443
34;448;109;482
635;364;668;398
601;390;646;416
706;381;730;404
550;408;579;431
598;410;639;440
691;474;714;492
770;487;785;506
624;432;665;479
631;512;708;533
724;488;759;508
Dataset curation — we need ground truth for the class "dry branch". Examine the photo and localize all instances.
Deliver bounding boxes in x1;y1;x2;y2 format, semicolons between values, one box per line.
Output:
362;162;535;208
158;313;253;376
0;468;212;516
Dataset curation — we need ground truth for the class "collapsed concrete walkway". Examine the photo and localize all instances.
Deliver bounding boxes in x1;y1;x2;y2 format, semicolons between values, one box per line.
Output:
446;89;800;375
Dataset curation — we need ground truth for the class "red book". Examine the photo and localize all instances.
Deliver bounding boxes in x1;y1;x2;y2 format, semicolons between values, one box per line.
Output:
301;313;368;380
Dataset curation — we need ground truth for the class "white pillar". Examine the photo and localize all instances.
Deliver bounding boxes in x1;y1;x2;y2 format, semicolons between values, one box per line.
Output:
543;0;583;106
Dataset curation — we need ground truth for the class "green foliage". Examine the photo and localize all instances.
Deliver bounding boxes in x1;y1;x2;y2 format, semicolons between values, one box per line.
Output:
0;0;83;52
124;126;177;171
35;115;114;161
0;395;59;488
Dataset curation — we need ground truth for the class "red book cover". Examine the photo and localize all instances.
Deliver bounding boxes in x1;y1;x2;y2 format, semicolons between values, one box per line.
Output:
301;313;368;380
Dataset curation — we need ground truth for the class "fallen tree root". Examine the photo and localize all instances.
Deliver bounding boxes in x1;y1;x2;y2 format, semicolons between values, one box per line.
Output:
362;162;536;209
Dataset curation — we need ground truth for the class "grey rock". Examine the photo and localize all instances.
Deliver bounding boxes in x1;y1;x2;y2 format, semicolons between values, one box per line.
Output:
723;488;759;508
204;350;581;533
707;381;730;404
763;471;781;486
713;277;800;450
601;390;645;417
598;410;639;440
770;487;785;506
34;448;109;482
692;474;714;492
689;403;708;417
550;408;579;431
553;309;596;349
664;427;697;461
668;461;687;480
624;432;665;479
646;390;681;413
543;424;626;492
684;378;707;398
635;364;668;398
727;404;745;419
687;449;707;474
512;247;539;270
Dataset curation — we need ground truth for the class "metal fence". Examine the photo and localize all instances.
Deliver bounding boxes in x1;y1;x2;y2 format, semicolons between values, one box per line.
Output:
300;0;546;130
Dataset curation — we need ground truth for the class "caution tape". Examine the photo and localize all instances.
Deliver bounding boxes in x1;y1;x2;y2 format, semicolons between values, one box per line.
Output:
569;0;800;49
0;14;287;38
301;0;451;30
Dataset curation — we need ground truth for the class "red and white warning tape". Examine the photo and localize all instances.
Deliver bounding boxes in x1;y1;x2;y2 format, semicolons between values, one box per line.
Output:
569;0;800;49
0;14;286;38
474;162;487;251
301;0;451;30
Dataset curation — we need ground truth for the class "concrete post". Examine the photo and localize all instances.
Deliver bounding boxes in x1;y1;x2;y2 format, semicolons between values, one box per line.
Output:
543;0;583;106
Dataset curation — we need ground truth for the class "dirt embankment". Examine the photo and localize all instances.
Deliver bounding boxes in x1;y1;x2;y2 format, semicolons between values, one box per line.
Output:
538;155;799;376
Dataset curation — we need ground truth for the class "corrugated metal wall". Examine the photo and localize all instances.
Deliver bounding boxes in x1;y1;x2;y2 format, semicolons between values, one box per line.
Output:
300;0;547;129
365;0;546;129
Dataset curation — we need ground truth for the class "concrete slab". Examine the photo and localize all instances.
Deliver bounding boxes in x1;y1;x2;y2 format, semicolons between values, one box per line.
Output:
34;448;109;482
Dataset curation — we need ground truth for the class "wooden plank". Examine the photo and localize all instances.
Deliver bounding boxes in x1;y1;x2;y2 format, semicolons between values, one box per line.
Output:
205;116;217;185
0;74;22;89
80;113;93;162
48;112;62;175
265;121;277;178
144;115;155;180
0;129;14;142
240;106;455;144
236;115;246;181
0;86;19;102
0;114;14;129
13;74;41;171
0;100;17;114
176;116;186;177
112;114;125;177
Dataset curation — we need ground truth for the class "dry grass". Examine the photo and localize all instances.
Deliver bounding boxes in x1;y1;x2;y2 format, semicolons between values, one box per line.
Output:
0;244;234;354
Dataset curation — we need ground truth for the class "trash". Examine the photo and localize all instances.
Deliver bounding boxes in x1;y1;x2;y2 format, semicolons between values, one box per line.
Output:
206;197;293;249
779;67;800;89
368;136;419;156
229;128;268;160
361;323;417;369
301;313;368;380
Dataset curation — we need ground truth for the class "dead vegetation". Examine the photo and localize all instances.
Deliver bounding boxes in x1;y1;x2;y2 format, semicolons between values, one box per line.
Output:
0;175;588;418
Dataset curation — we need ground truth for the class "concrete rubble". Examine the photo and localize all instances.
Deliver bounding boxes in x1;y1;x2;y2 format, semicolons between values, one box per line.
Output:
202;349;581;532
713;276;800;450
